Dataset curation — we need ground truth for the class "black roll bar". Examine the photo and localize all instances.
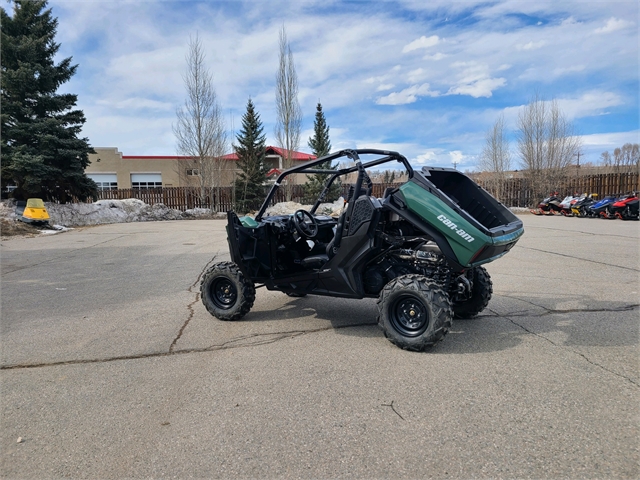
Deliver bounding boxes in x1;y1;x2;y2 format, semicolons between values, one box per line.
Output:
255;149;413;221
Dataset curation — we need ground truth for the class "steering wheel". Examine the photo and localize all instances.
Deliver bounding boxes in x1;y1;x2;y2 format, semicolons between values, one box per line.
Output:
292;209;318;239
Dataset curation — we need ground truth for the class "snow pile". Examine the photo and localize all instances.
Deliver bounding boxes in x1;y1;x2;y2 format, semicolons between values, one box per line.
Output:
47;199;223;226
0;198;221;228
40;225;73;235
0;201;17;221
265;198;345;217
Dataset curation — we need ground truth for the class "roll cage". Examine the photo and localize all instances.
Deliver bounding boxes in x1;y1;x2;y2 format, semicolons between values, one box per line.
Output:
255;149;413;221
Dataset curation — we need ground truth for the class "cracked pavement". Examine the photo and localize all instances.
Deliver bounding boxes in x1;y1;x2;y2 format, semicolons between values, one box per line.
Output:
1;216;638;478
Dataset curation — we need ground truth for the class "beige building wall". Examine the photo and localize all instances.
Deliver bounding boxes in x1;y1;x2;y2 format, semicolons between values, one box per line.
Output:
86;147;313;189
86;148;181;188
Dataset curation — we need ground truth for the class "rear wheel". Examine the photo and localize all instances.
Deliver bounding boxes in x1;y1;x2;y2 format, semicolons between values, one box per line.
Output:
452;266;492;319
201;262;255;320
377;275;452;351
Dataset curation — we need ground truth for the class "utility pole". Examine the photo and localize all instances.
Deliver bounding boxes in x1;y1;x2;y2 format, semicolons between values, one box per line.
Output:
452;160;458;170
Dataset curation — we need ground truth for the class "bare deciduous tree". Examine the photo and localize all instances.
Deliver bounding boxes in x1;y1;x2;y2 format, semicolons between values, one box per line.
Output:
479;113;511;201
274;26;302;201
173;33;228;208
516;93;582;202
599;143;640;174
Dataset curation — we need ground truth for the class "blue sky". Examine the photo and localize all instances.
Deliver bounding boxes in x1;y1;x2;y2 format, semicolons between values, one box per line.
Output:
47;0;639;171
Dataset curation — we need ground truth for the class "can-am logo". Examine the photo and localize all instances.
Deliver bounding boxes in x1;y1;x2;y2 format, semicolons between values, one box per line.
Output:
437;214;475;243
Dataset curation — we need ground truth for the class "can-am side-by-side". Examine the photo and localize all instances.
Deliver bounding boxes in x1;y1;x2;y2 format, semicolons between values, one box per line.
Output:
201;149;524;351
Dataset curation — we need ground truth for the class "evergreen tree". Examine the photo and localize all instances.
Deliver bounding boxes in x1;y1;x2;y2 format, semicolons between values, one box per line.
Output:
234;98;267;213
307;102;331;158
303;102;339;203
1;0;96;202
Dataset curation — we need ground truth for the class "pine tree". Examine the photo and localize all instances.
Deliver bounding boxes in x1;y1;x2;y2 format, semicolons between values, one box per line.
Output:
1;0;96;202
303;102;340;203
308;102;331;159
234;98;267;213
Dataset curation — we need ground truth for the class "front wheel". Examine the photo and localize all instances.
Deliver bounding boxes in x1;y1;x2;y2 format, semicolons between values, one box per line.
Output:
452;266;492;319
377;275;452;351
201;262;255;320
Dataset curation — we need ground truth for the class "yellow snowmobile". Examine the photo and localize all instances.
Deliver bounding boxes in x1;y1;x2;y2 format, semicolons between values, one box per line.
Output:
16;198;51;225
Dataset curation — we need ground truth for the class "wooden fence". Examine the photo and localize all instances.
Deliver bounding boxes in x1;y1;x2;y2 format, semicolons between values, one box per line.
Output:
475;172;638;207
94;183;405;212
92;172;638;211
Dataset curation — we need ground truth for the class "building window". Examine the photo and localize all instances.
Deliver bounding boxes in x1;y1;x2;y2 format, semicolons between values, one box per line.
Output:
87;174;118;190
132;181;163;189
95;182;118;191
131;173;162;189
186;169;200;176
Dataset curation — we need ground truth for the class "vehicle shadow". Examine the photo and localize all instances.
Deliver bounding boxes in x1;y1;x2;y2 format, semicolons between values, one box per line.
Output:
245;292;639;354
246;294;380;335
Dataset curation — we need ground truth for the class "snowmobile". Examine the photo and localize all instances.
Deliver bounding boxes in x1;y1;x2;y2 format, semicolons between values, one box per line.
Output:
584;196;617;218
559;193;582;216
609;193;639;220
200;149;524;351
530;192;562;215
570;194;598;217
15;198;51;225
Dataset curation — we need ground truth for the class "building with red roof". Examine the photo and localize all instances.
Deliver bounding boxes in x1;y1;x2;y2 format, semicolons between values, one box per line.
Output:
86;146;316;190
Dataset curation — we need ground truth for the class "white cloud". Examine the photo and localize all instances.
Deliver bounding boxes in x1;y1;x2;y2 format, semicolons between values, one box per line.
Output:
594;17;634;34
555;91;624;118
577;130;640;163
516;40;546;51
502;90;625;127
376;84;439;105
450;150;465;164
448;77;506;98
552;65;585;76
423;52;447;61
561;17;579;26
97;98;174;111
402;35;440;53
580;130;640;147
407;68;428;83
376;84;395;91
446;62;506;98
414;151;437;164
106;47;185;98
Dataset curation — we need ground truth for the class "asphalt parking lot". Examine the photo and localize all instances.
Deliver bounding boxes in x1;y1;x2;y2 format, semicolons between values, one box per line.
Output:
1;214;638;479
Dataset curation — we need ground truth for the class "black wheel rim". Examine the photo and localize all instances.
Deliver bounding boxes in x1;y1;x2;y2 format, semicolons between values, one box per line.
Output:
210;278;237;310
389;294;429;337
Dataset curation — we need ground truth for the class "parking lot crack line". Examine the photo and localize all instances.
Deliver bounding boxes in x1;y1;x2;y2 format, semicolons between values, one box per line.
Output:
493;299;640;318
381;400;405;421
1;322;377;371
201;322;377;351
516;246;640;272
489;308;640;388
169;254;218;353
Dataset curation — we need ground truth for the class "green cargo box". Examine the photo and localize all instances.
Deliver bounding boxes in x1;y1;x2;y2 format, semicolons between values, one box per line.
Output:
390;167;524;269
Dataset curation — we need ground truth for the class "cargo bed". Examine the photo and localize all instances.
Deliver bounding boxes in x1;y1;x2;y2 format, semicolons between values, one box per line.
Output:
392;167;524;268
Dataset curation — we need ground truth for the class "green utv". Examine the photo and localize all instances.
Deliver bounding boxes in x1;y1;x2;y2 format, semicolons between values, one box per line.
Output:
201;149;523;351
